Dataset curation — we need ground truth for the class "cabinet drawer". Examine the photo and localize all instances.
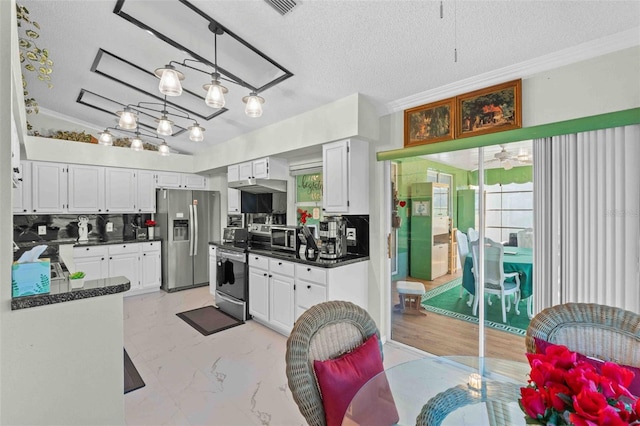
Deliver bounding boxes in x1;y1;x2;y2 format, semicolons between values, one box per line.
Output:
73;245;108;258
248;254;269;270
108;243;140;255
142;241;161;253
296;282;327;309
295;264;327;285
269;258;295;277
209;245;217;256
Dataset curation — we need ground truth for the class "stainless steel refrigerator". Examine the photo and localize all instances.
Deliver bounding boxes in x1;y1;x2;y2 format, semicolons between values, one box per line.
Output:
156;189;220;291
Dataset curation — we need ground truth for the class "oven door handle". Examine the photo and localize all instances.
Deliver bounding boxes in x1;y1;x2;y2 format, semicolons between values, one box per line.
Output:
215;291;244;306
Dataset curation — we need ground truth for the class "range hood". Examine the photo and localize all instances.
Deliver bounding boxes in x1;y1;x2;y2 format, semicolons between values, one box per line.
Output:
228;178;287;194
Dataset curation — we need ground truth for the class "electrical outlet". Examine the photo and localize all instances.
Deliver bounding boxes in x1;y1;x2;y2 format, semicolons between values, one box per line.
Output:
106;222;114;232
346;227;356;241
38;225;47;235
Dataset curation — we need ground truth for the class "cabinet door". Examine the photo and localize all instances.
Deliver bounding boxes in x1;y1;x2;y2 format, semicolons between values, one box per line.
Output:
252;158;269;179
248;267;269;322
227;164;240;182
322;140;349;213
105;168;136;212
228;188;241;213
68;165;105;213
74;256;108;281
136;170;156;213
238;162;254;180
270;273;294;332
181;174;207;189
156;172;182;188
109;253;140;289
209;246;217;296
140;251;161;290
31;162;67;214
12;161;31;214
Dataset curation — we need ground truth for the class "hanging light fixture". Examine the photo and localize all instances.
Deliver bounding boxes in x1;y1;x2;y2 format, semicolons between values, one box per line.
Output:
156;114;173;136
155;19;268;119
130;135;144;151
188;123;205;142
158;141;170;156
98;129;113;146
242;92;264;118
116;107;137;130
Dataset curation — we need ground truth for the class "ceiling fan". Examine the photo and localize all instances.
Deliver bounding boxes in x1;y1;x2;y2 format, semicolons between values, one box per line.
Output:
482;144;533;170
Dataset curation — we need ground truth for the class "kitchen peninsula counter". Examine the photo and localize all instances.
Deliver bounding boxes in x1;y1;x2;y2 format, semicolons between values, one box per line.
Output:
11;276;131;311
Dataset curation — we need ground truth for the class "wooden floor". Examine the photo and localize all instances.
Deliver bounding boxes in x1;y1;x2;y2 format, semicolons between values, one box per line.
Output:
391;271;527;363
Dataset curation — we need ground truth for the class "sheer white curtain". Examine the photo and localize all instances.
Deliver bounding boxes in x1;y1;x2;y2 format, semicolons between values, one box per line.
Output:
533;124;640;313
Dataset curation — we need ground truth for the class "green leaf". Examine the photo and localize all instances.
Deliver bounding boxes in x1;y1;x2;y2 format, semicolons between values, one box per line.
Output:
25;64;35;71
26;51;37;60
33;21;40;30
25;29;39;39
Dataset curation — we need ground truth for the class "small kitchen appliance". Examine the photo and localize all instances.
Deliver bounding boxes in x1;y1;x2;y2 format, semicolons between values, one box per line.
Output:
270;226;301;252
318;216;348;260
223;227;248;243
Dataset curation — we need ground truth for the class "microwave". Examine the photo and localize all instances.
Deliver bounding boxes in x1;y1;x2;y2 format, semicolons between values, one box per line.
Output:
270;226;301;252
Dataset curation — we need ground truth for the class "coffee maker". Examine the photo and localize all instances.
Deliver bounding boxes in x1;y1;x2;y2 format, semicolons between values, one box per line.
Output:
318;216;348;260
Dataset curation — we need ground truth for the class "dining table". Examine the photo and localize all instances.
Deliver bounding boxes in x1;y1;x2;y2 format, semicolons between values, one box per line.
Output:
342;356;529;426
461;246;533;318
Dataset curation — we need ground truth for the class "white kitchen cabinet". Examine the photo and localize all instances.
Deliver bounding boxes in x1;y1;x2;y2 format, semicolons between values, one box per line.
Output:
73;246;108;282
136;170;156;213
31;161;67;214
140;242;161;291
238;162;254;180
105;168;137;212
208;245;217;296
227;188;241;214
11;111;20;187
181;173;208;189
229;157;289;181
67;164;105;213
322;139;369;215
269;272;295;333
12;161;31;214
156;171;182;188
108;243;139;290
249;258;270;323
227;164;240;182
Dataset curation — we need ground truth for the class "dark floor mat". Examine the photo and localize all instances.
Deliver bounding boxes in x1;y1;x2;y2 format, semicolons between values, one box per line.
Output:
124;348;145;394
176;305;243;336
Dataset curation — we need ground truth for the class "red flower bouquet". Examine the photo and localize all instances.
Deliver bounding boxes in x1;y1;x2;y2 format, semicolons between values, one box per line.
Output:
144;219;157;227
520;344;639;425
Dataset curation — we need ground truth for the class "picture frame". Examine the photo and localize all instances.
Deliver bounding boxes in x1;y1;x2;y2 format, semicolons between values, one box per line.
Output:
455;79;522;138
404;97;455;147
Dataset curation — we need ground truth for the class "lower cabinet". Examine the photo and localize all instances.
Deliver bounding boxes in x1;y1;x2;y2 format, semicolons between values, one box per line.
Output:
208;245;217;296
248;253;368;336
73;241;161;297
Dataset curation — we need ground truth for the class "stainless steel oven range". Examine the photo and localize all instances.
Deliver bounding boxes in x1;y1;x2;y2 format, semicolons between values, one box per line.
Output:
215;246;248;321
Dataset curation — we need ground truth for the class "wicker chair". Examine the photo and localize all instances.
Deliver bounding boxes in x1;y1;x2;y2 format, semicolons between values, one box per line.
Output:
525;302;640;366
285;300;381;426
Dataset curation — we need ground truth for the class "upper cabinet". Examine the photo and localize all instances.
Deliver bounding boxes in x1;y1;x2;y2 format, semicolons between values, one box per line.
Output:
105;168;137;212
12;161;31;214
155;172;182;189
68;165;105;213
156;171;208;189
322;139;369;215
136;170;156;213
229;157;289;181
181;174;208;189
31;162;68;214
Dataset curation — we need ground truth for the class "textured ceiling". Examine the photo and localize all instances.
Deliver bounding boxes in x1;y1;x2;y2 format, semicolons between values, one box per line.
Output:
18;0;640;155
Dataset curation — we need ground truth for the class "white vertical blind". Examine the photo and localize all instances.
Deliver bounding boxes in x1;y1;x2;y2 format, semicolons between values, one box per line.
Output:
533;125;640;313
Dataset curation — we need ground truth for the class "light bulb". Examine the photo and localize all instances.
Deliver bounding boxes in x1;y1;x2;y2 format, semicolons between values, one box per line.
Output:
204;80;227;108
158;142;170;156
242;92;264;118
156;116;173;136
130;136;143;151
98;130;113;146
503;159;513;170
155;65;184;96
189;123;205;142
117;109;137;130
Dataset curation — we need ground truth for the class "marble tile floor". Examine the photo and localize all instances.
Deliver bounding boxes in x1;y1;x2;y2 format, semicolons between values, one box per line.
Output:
124;286;423;426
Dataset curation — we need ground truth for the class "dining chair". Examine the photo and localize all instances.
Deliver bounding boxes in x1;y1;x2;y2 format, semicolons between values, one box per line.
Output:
470;238;521;323
455;230;473;307
467;227;479;242
285;300;381;426
525;303;640;366
517;228;533;248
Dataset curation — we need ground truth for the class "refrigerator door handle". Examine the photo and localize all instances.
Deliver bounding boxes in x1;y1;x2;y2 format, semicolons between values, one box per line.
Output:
194;202;199;256
189;204;194;257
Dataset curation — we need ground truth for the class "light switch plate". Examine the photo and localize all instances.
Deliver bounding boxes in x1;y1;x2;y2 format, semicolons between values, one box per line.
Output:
106;222;114;232
38;225;47;235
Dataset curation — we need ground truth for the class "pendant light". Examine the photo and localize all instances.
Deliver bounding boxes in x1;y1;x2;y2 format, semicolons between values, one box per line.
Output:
116;107;137;130
98;129;113;146
242;92;264;118
130;135;144;151
155;64;184;97
188;123;205;142
204;78;227;108
158;141;170;156
156;115;173;136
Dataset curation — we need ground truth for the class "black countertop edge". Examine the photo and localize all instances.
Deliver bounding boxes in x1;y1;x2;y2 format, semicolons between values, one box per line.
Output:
11;277;131;311
209;241;248;252
69;238;163;247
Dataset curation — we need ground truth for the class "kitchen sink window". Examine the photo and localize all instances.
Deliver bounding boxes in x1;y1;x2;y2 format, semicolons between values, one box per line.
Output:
295;172;323;234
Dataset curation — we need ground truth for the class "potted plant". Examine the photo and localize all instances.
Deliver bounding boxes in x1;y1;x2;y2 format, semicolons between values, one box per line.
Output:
145;220;157;240
69;271;85;289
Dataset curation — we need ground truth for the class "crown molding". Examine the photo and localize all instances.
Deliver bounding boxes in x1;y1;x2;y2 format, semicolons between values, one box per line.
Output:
385;27;640;115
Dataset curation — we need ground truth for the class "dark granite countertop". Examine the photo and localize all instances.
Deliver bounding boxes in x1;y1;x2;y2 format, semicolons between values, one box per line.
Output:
70;237;162;247
209;241;369;268
11;276;131;310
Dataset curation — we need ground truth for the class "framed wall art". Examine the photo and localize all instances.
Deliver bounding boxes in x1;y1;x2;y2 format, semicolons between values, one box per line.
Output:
456;79;522;138
404;97;455;147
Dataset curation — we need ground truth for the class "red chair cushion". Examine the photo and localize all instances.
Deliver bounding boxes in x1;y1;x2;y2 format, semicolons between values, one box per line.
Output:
313;334;399;426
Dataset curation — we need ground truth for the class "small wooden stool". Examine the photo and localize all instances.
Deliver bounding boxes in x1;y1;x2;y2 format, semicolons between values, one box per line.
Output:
396;281;426;315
